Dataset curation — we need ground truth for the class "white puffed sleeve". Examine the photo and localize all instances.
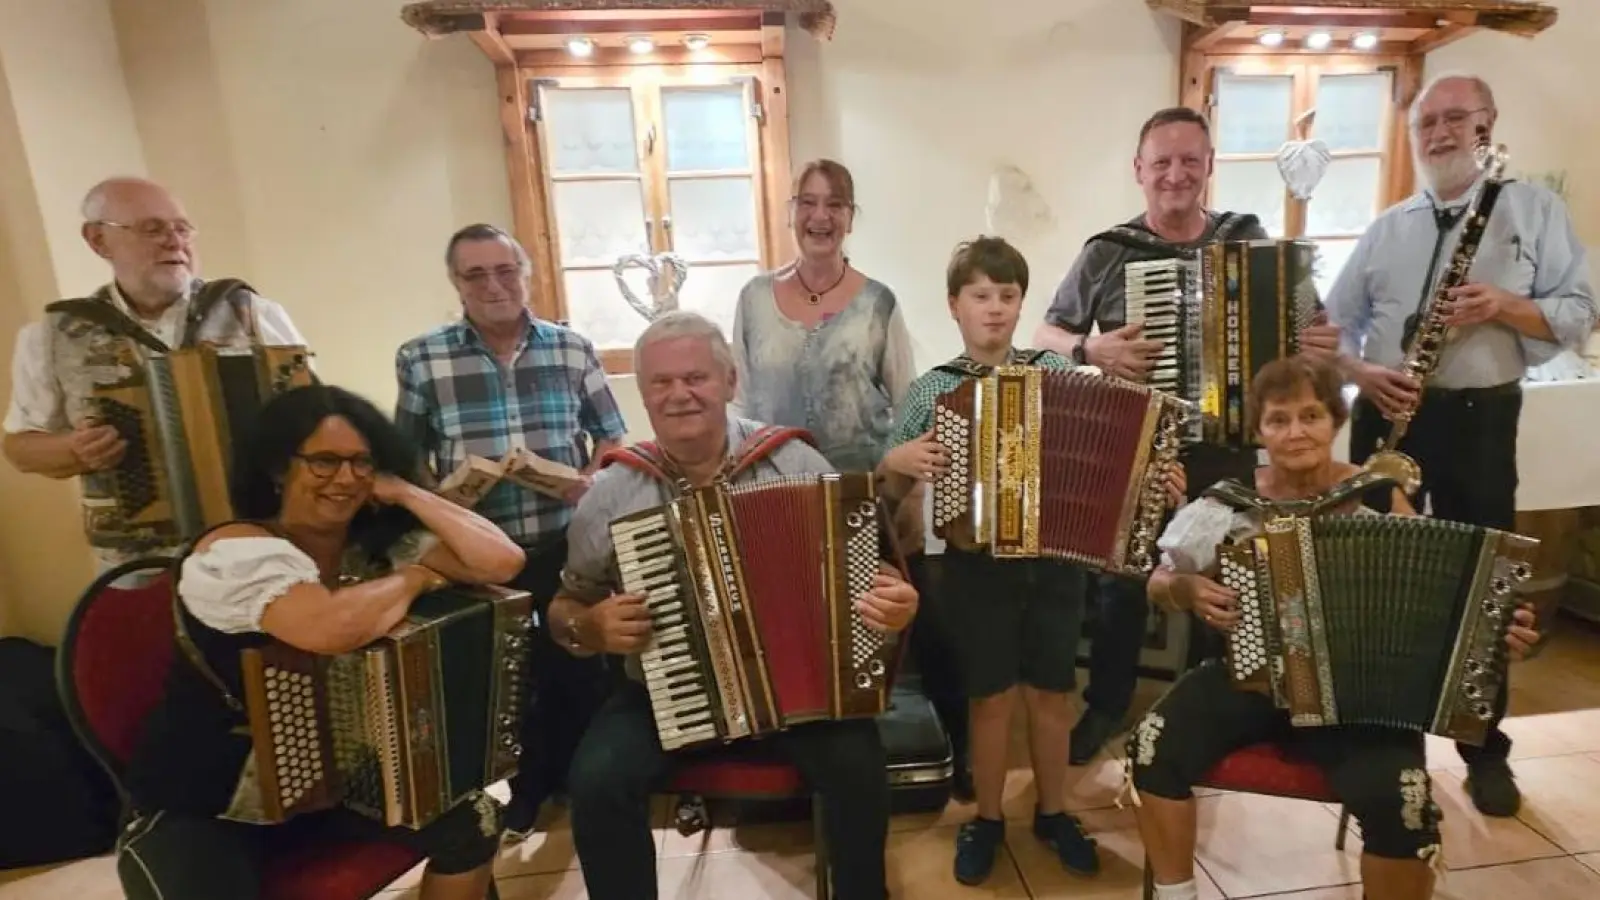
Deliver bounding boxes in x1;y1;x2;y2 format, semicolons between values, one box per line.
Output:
179;537;323;635
386;529;441;570
1156;498;1246;574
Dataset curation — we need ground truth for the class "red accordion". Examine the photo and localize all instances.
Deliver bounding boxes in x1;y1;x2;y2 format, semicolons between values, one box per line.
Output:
609;473;905;751
931;366;1190;576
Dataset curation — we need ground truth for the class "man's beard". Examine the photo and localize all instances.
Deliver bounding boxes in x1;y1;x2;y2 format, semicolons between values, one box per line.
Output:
1415;148;1481;198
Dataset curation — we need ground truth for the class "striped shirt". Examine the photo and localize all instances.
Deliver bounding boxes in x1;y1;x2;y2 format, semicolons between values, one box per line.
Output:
393;312;628;542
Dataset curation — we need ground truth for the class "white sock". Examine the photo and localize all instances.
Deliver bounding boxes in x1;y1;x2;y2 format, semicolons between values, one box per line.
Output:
1153;879;1199;900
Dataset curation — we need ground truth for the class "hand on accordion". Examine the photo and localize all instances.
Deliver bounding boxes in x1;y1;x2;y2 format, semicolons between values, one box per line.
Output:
1296;314;1342;361
1174;574;1240;632
883;429;951;483
589;591;653;654
1163;463;1188;508
854;563;918;635
72;419;128;472
1506;601;1540;661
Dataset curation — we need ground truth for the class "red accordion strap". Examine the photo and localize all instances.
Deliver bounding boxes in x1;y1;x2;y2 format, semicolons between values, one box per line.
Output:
598;442;673;483
726;425;816;479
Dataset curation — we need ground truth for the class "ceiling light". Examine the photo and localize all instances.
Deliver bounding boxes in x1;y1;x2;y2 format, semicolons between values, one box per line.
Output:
627;35;654;54
1257;29;1286;47
565;36;593;57
1352;31;1380;50
683;33;710;51
1305;30;1334;50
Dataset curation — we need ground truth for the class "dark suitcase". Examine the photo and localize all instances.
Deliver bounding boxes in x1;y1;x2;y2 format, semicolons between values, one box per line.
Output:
879;678;953;815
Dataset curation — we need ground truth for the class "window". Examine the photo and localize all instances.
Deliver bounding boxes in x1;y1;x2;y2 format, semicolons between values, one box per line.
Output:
1210;64;1400;297
533;74;776;368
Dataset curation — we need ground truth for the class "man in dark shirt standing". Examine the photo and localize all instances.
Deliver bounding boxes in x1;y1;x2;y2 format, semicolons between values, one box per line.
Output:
1034;107;1340;763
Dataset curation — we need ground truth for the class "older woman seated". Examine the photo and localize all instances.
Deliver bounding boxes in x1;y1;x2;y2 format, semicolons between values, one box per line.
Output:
1128;357;1538;900
117;384;526;900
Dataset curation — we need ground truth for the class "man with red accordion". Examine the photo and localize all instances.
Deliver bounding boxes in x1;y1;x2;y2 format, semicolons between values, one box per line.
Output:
543;310;920;900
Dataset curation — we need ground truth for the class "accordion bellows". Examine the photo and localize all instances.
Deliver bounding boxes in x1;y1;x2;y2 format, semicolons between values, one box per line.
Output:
931;366;1190;576
1219;514;1538;746
239;585;533;828
1124;239;1320;446
609;473;902;752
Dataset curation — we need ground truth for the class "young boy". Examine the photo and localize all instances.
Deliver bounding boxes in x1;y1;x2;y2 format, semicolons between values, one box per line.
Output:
879;237;1101;885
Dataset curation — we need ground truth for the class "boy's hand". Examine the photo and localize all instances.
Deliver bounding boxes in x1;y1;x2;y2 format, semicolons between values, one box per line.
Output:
1163;462;1187;507
884;429;951;482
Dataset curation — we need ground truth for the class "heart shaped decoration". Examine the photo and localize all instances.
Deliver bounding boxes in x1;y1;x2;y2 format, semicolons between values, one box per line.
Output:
612;252;690;323
1276;138;1333;200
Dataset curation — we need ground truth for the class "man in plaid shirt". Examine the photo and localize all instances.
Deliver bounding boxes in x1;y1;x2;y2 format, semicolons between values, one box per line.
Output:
394;223;628;838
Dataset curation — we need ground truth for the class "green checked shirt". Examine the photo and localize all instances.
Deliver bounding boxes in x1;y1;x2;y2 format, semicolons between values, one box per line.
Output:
888;348;1076;448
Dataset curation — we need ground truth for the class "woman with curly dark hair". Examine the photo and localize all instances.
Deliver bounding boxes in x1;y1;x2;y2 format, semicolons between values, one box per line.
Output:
118;384;524;900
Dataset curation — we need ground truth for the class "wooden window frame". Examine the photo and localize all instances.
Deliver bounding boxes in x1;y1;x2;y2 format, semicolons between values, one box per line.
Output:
479;14;796;374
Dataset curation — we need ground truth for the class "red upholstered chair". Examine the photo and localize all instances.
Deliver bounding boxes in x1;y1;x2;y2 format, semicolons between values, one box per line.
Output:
664;750;833;900
57;556;497;900
1140;742;1352;899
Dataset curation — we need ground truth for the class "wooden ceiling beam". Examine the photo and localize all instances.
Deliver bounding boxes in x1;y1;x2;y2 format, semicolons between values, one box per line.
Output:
1244;11;1443;30
468;12;516;66
1409;22;1475;53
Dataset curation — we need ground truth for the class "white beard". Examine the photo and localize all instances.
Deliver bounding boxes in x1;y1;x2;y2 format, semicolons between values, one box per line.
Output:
1415;149;1481;200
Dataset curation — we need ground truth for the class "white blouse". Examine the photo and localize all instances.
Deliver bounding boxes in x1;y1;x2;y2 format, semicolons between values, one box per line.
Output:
179;530;439;635
1157;495;1385;574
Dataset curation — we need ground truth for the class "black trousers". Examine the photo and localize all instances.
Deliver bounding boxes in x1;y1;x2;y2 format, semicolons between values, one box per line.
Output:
507;534;613;808
1348;383;1521;766
1082;443;1257;717
905;553;968;769
568;678;891;900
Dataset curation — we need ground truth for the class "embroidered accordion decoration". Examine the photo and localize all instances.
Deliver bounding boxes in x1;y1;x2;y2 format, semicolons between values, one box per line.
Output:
88;342;314;547
238;585;533;828
930;366;1190;576
1123;239;1320;446
1218;514;1537;746
608;473;904;752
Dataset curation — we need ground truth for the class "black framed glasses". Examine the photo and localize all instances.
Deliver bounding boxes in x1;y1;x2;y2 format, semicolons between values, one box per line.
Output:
295;453;377;480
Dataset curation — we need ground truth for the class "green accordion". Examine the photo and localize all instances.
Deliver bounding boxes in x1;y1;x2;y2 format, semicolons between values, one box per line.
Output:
1217;513;1537;746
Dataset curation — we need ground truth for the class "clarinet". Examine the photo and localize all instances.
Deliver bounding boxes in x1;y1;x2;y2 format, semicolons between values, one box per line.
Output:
1364;125;1510;495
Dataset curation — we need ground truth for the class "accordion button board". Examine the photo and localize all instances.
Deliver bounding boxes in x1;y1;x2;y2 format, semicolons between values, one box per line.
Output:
241;583;533;829
610;473;905;753
1216;513;1538;746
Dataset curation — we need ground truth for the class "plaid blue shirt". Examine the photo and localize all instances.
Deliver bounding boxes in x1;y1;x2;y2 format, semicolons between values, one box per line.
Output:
394;313;628;542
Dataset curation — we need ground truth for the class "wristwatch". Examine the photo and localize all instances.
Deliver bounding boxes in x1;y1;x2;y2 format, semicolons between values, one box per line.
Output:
1070;338;1089;366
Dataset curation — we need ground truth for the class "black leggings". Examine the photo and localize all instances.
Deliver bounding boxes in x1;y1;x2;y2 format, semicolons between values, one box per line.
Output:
1128;662;1442;861
116;791;501;899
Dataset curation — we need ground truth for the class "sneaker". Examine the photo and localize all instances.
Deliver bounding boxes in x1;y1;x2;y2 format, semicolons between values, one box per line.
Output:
953;817;1006;886
1033;810;1100;876
1069;709;1123;766
1465;759;1522;817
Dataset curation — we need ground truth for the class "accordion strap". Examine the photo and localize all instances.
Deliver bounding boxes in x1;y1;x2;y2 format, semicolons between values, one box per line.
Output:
45;288;169;354
1086;211;1263;258
45;278;260;353
599;425;818;492
1201;471;1400;519
932;348;1049;379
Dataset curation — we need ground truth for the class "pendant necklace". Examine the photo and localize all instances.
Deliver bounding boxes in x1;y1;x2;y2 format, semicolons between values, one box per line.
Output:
795;259;850;305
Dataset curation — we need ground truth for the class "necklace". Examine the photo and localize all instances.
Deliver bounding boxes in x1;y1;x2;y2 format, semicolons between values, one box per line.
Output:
794;259;850;305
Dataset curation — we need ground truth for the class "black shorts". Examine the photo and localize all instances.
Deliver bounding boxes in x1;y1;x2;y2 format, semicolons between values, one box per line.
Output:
942;548;1086;698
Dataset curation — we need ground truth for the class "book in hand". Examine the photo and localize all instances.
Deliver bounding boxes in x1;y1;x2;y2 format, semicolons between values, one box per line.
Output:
435;455;506;508
501;447;587;499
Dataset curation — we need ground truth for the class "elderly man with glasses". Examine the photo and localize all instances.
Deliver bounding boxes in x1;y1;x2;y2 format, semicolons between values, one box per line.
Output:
1327;72;1598;818
393;223;629;840
3;176;305;572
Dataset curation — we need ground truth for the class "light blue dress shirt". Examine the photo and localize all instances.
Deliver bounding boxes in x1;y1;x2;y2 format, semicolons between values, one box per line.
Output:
1324;178;1597;389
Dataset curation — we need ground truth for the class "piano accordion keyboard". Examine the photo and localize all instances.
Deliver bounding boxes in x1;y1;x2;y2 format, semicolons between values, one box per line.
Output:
613;511;725;750
1124;260;1184;394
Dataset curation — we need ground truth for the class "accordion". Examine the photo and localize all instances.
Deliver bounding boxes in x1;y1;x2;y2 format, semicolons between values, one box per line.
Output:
238;585;533;828
89;342;314;545
1123;239;1320;446
1218;513;1537;746
608;473;904;752
930;366;1190;576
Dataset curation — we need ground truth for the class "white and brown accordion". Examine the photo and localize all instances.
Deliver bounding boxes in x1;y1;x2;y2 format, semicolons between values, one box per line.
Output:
89;342;314;546
1123;239;1320;446
237;585;533;828
930;365;1191;576
608;473;905;752
1218;508;1537;746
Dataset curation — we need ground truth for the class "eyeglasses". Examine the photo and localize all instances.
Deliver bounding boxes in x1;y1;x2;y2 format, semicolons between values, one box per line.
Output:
1411;107;1489;134
295;453;377;480
96;218;198;241
456;265;527;288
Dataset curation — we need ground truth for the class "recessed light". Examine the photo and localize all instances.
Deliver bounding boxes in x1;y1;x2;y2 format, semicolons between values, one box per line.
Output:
627;35;654;54
1258;30;1286;47
565;36;594;57
683;33;710;51
1352;31;1380;50
1305;31;1334;50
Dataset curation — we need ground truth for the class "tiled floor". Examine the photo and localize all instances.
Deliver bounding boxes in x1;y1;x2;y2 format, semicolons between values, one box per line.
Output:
5;615;1599;899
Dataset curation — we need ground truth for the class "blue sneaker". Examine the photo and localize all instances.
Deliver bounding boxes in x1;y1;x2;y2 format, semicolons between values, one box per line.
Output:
1033;810;1099;876
953;817;1006;885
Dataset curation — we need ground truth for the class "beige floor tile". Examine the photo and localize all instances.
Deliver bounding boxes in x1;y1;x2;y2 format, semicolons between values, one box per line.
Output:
1497;709;1600;761
1009;806;1224;900
998;753;1131;821
1190;792;1362;897
889;798;972;833
658;819;813;859
884;824;1030;898
1430;768;1567;869
1238;886;1364;900
1577;853;1600;876
0;856;121;900
1434;856;1600;899
495;870;592;899
1511;754;1600;853
658;849;820;900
